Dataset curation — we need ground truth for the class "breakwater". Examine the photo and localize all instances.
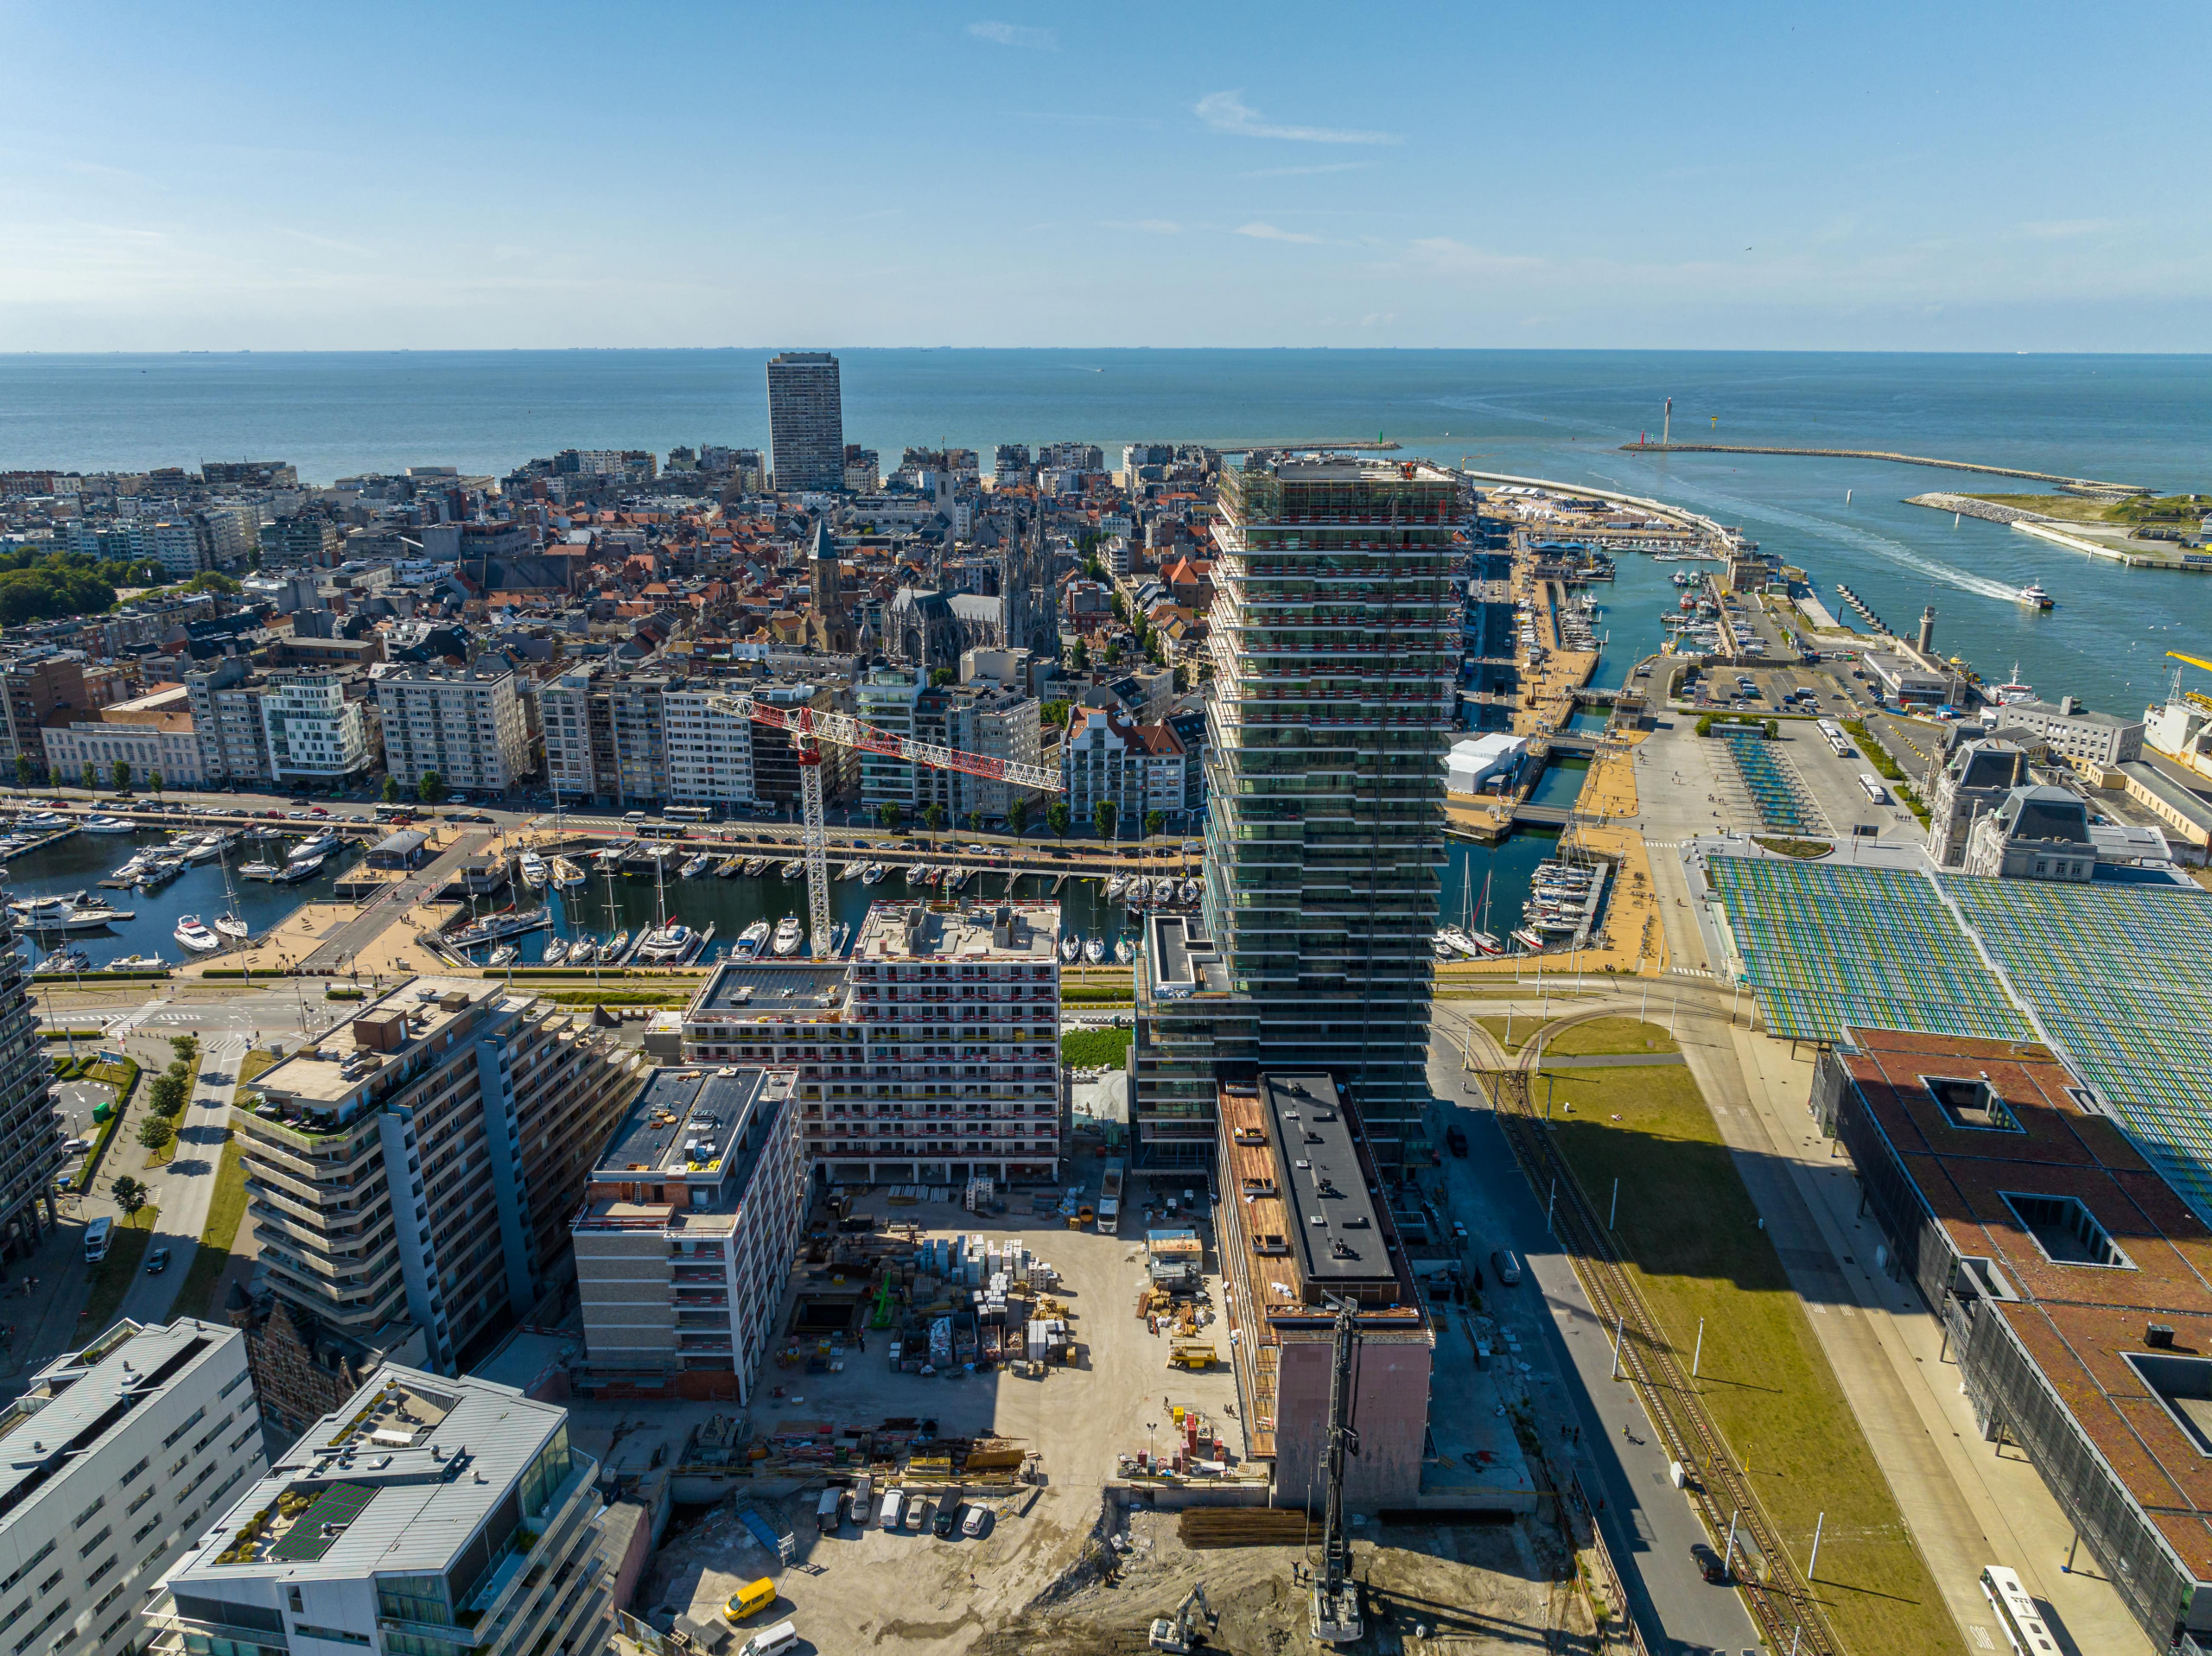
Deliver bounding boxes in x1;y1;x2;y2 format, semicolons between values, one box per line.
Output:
1619;441;2143;495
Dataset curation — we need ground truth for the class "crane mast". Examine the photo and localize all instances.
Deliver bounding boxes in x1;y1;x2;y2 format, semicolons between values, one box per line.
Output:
702;691;1063;961
1308;1293;1363;1645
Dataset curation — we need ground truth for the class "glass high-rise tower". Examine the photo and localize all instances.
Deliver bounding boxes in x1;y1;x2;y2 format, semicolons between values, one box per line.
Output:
1168;455;1460;1162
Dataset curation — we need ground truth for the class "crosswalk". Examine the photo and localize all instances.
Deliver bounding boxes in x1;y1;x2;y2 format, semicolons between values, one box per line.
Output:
1669;965;1719;980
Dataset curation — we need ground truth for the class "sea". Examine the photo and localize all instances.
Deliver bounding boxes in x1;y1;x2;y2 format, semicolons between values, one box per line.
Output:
2;348;2204;959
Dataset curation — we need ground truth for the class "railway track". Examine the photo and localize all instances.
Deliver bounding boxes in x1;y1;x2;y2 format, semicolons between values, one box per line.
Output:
1487;1046;1841;1656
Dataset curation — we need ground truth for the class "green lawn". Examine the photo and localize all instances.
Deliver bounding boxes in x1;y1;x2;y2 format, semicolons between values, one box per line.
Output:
1060;1027;1132;1069
1478;1015;1674;1057
79;1206;160;1337
1542;1063;1958;1656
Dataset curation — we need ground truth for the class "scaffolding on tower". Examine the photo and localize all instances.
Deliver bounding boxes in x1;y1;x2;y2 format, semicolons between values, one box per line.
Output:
703;693;1063;961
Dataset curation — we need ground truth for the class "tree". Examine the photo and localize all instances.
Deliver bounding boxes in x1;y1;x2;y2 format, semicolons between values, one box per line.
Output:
1093;800;1117;842
1103;641;1122;667
1069;638;1089;672
964;811;982;834
382;775;401;804
929;667;956;688
417;771;447;804
1007;796;1031;839
922;803;947;841
1173;665;1189;695
1110;593;1128;624
147;769;162;796
79;761;96;795
1041;699;1071;731
111;758;131;792
149;1072;189;1116
1146;810;1166;839
876;802;904;834
137;1115;173;1153
169;1035;199;1065
1046;802;1071;843
111;1175;148;1221
12;755;30;791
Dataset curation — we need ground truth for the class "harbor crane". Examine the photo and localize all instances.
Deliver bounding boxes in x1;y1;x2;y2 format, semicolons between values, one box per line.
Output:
1307;1294;1363;1646
2165;652;2212;714
702;693;1062;961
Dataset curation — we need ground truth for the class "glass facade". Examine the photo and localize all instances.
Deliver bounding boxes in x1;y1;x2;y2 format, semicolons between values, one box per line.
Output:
1199;458;1460;1158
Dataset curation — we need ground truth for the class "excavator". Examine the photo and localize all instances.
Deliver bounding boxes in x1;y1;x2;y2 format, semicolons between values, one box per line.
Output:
1147;1583;1217;1653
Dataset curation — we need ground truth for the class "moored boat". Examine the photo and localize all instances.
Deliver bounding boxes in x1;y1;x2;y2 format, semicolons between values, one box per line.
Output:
174;916;219;953
770;915;804;956
736;919;772;957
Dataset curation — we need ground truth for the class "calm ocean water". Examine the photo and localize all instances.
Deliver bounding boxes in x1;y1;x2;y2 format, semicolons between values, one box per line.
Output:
3;347;2205;715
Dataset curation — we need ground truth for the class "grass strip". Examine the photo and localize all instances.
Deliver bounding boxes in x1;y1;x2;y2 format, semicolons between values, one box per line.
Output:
1060;1027;1132;1069
168;1049;276;1321
1541;1063;1955;1656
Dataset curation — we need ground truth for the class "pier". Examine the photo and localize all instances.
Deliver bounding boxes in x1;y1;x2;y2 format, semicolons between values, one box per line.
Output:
1618;441;2145;496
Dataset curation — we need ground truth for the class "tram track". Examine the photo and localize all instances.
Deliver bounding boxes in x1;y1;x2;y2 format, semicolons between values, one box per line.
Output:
1484;1018;1842;1656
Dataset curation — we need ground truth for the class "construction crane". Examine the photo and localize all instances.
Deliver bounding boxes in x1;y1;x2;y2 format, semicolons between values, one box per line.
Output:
1147;1582;1216;1653
1307;1294;1363;1646
702;693;1062;961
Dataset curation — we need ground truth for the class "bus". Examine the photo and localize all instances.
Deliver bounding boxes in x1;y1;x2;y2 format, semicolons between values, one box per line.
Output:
84;1215;112;1263
664;805;712;822
1858;773;1890;804
1978;1565;2056;1655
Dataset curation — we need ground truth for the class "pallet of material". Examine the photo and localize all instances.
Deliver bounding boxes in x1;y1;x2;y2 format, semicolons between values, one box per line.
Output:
1178;1509;1315;1549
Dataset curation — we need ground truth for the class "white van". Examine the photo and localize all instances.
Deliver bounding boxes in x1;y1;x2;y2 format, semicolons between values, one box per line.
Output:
1491;1247;1522;1286
877;1488;904;1531
737;1621;798;1656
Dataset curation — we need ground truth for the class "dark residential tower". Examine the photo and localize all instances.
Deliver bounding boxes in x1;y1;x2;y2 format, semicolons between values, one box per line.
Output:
766;351;845;493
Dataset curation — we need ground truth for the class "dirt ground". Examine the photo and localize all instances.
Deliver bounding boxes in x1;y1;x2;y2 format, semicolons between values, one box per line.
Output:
640;1494;1579;1656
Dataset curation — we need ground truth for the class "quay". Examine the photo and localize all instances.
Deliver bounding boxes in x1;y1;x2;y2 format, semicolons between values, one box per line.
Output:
1211;438;1401;453
1618;440;2145;496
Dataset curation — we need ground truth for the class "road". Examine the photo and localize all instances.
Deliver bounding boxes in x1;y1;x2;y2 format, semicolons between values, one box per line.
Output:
299;828;491;970
1426;1014;1762;1656
114;1033;249;1325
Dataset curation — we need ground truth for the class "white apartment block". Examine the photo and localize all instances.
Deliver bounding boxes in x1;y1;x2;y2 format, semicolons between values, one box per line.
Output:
258;670;369;784
372;664;530;794
680;902;1064;1186
1061;707;1144;828
660;689;757;809
570;1066;804;1402
146;1368;609;1656
854;669;921;816
0;1321;264;1656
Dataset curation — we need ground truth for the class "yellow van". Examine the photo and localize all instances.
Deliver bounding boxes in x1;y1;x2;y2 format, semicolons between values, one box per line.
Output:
724;1579;777;1624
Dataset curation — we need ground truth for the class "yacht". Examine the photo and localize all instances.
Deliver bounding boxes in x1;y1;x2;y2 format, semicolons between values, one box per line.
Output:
12;895;133;931
779;859;804;880
277;853;324;883
1992;663;2036;705
742;856;770;877
828;921;849;957
40;949;91;974
81;814;137;834
770;915;804;956
838;860;863;881
569;938;598;966
1469;930;1504;956
714;856;744;878
1084;937;1106;964
636;923;694;964
238;861;283;881
736;919;772;958
289;829;340;861
1059;934;1081;963
908;863;933;885
518;851;550;890
679;853;712;879
1179;879;1201;904
551;856;588;889
1511;927;1547;952
860;862;887;885
1105;874;1128;900
213;913;249;941
1434;927;1481;960
174;916;219;954
603;929;632;961
945;867;972;892
1114;938;1135;966
102;954;164;971
542;937;570;966
2017;581;2055;611
487;943;518;967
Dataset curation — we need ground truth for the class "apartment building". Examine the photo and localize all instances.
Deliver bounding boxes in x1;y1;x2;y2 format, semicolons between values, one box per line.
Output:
0;908;57;1257
679;902;1064;1184
661;687;756;810
1147;456;1459;1163
257;669;370;785
1997;695;2145;772
0;1321;264;1656
1127;722;1186;826
916;681;1040;823
547;666;836;814
1061;708;1143;829
373;663;531;795
146;1368;609;1656
0;652;135;775
570;1065;804;1402
766;352;844;494
39;688;203;790
854;669;922;817
231;979;644;1427
183;661;271;787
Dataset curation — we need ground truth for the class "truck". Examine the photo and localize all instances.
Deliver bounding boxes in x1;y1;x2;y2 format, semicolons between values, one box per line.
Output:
1097;1158;1124;1234
83;1215;111;1264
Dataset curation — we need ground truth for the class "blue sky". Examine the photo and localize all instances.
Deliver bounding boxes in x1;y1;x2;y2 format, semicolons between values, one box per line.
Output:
3;0;2203;352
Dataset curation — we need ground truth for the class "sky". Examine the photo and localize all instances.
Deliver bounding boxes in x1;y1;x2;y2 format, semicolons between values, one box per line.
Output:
2;0;2205;353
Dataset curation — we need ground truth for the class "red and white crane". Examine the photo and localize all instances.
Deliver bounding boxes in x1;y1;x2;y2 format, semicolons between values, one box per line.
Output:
704;693;1062;960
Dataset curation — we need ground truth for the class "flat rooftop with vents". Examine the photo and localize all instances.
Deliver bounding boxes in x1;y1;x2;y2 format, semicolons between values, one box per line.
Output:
250;976;507;1118
691;960;849;1017
854;898;1060;961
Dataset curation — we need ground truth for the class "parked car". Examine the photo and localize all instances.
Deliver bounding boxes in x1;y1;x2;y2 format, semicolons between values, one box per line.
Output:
1491;1248;1522;1286
1691;1542;1730;1584
60;1137;87;1154
962;1504;988;1538
144;1247;170;1275
932;1501;962;1539
1446;1125;1469;1157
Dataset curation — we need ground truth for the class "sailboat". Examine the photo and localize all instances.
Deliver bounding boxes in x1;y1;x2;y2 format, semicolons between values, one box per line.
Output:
1469;870;1503;955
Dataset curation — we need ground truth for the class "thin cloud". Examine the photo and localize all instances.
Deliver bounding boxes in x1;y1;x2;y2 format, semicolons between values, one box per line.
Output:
1195;91;1400;146
2019;218;2117;239
1240;162;1364;179
1103;219;1183;235
1407;237;1544;275
969;21;1056;48
1236;221;1322;244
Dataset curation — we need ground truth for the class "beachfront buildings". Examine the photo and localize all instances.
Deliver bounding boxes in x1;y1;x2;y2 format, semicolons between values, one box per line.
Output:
372;663;531;795
679;900;1065;1185
569;1065;806;1401
145;1367;610;1656
0;906;58;1259
228;978;645;1429
1134;456;1460;1165
37;686;205;791
0;1321;264;1656
258;669;371;786
766;352;844;494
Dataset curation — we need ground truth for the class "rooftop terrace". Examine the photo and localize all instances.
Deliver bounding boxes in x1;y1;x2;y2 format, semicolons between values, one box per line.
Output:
854;898;1060;962
690;960;849;1018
